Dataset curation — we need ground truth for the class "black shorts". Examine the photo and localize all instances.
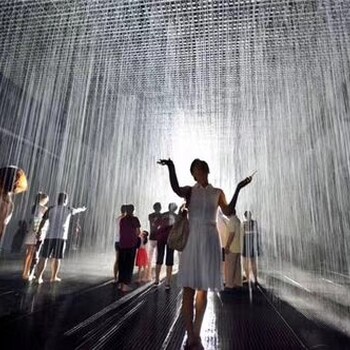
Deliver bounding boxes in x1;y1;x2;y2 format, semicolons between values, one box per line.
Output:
40;239;66;259
115;242;120;251
156;241;174;266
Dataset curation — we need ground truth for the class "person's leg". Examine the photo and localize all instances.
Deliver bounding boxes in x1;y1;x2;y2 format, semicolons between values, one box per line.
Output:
155;241;165;284
50;239;65;282
193;290;208;343
182;287;196;345
243;257;250;282
36;257;47;283
118;248;127;288
114;249;119;282
36;239;51;283
225;252;234;288
51;258;61;281
232;253;242;287
23;245;35;278
113;242;119;282
137;266;142;283
147;241;155;280
165;245;174;287
141;266;147;282
121;248;136;292
251;257;258;284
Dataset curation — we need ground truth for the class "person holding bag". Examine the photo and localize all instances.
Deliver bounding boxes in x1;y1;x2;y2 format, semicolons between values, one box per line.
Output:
158;158;253;349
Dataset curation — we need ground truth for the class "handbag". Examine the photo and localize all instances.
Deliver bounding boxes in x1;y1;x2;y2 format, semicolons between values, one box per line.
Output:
167;188;191;251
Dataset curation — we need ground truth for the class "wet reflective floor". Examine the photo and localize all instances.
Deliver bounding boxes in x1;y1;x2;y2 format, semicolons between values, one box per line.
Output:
0;255;350;349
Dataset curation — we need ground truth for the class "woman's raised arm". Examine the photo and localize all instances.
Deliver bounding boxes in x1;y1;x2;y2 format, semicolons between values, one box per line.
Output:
219;176;252;216
158;159;190;198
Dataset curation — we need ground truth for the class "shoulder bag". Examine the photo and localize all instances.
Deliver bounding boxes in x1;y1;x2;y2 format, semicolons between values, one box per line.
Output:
167;188;192;251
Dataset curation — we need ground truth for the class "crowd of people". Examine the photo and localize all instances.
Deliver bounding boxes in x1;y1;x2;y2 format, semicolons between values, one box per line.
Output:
0;160;260;350
113;202;180;292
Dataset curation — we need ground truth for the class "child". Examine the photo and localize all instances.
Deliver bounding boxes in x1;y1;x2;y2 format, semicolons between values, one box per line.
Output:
22;192;49;280
136;230;149;283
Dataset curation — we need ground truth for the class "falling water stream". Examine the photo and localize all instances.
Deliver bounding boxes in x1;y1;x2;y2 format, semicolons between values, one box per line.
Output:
0;0;349;335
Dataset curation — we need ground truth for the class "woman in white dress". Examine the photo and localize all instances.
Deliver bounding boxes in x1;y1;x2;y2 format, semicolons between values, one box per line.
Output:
158;158;252;349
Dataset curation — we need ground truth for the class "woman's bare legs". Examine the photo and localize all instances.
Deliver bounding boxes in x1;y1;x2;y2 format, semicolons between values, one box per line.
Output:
193;290;208;342
182;287;196;345
23;245;36;279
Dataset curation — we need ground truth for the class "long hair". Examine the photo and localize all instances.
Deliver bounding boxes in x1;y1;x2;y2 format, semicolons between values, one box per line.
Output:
0;166;27;193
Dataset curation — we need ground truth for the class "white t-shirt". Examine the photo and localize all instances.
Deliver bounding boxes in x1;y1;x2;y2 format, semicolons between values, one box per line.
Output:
226;215;242;254
115;214;124;242
45;205;74;240
217;211;229;247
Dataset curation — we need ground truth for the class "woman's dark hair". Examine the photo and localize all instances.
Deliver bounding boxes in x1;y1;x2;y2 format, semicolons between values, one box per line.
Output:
190;159;210;175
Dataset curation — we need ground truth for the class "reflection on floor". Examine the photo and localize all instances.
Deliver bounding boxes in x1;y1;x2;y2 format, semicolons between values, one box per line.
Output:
0;253;350;349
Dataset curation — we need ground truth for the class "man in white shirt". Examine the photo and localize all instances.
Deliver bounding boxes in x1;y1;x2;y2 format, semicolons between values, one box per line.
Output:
224;210;243;289
35;192;86;284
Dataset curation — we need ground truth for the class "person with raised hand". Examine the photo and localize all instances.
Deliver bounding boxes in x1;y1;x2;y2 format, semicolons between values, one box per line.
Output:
158;158;252;349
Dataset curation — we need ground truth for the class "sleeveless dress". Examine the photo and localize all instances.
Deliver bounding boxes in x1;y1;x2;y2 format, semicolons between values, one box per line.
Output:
24;205;48;245
136;241;149;267
177;183;223;291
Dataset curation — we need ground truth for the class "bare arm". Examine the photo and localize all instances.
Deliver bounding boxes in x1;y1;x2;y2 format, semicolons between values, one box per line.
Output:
219;177;252;216
158;159;190;198
71;206;87;215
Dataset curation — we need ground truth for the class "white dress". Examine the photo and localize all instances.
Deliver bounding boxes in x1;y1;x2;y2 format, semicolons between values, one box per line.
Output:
24;205;48;245
178;183;223;291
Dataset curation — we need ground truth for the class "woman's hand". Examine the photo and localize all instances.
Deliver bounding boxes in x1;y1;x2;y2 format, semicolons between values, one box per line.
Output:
157;159;173;166
237;176;252;189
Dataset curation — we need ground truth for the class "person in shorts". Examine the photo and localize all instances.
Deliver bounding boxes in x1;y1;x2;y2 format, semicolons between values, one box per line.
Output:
35;192;86;284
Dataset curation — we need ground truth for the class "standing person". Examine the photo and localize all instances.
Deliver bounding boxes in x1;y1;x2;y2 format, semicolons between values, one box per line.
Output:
118;204;141;292
217;209;228;285
158;158;252;349
114;205;126;283
155;202;178;289
242;210;260;286
22;192;49;280
136;230;149;283
35;192;86;284
224;210;243;289
147;202;162;281
0;166;28;242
